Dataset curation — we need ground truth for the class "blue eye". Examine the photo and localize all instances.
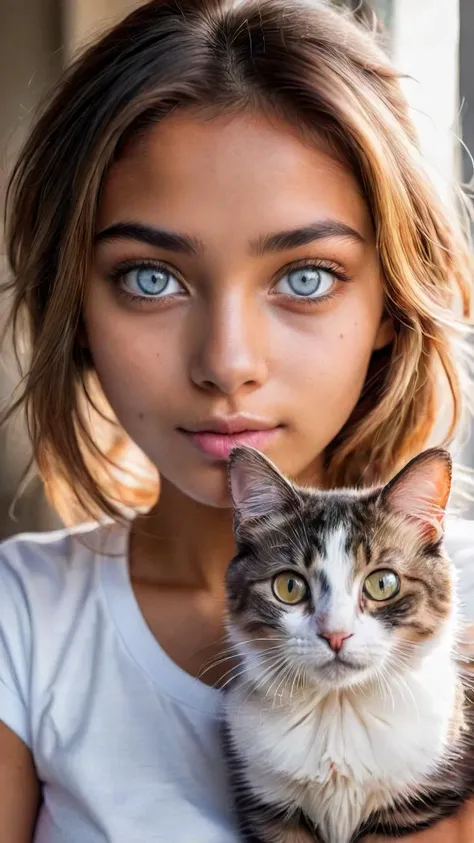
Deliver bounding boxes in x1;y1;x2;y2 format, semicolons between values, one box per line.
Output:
120;265;184;298
275;266;336;299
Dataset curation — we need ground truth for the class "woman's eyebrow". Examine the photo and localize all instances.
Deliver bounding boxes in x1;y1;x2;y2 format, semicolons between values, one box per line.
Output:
94;222;202;255
251;220;366;254
94;218;365;256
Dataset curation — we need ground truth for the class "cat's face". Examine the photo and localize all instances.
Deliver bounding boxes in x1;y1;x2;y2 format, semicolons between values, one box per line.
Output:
226;447;455;693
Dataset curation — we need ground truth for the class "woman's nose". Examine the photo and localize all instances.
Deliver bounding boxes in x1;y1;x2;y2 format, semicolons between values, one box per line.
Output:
189;294;268;396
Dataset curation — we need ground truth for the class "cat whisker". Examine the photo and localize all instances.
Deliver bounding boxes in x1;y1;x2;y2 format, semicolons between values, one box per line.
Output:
210;655;275;690
377;660;420;718
197;656;241;681
198;642;286;676
229;637;287;647
269;661;297;708
263;659;293;706
197;640;287;677
260;658;291;693
254;659;290;696
215;649;288;690
277;662;295;699
236;656;291;712
191;638;236;658
373;665;396;711
219;661;269;693
287;664;303;700
195;635;286;661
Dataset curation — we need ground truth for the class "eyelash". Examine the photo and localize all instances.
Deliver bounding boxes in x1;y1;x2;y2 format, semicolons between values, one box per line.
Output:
107;258;185;306
272;258;351;309
107;257;351;307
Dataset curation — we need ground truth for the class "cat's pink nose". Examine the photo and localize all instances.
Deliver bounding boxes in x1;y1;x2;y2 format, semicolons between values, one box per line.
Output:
319;631;353;653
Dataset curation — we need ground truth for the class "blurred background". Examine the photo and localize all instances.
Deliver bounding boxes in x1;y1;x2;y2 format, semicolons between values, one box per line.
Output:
0;0;473;538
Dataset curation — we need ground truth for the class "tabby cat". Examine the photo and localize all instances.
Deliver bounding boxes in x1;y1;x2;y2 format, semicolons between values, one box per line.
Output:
222;446;474;843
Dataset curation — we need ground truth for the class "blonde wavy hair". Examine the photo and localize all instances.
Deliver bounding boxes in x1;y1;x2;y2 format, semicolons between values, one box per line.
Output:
2;0;473;523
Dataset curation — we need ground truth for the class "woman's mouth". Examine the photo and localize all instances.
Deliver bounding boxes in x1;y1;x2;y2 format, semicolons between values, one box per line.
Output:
179;417;283;460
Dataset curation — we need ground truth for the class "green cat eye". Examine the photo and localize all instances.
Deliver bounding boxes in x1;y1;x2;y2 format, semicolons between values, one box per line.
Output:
363;569;400;602
272;572;309;605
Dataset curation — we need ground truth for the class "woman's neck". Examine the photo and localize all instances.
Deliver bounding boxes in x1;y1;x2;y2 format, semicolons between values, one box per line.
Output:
129;476;236;595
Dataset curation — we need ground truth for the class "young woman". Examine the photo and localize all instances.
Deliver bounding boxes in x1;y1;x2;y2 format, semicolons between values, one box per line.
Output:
1;0;474;840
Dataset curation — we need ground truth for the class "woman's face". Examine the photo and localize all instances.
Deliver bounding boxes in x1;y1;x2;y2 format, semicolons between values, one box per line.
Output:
85;110;390;506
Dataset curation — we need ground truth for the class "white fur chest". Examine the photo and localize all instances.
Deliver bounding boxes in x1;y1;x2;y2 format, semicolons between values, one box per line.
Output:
224;653;458;843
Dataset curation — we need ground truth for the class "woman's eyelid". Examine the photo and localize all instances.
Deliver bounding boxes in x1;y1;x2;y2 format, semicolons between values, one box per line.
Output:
272;262;343;300
110;257;185;281
272;257;349;285
127;269;184;296
108;255;346;281
112;259;188;297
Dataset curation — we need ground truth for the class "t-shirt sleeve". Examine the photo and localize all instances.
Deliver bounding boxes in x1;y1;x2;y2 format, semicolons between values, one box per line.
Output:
0;549;32;747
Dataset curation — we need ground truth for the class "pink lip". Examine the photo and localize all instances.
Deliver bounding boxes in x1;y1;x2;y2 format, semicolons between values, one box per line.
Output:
182;428;282;460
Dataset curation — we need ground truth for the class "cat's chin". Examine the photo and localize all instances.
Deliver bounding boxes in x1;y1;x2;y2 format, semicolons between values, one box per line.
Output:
308;657;374;690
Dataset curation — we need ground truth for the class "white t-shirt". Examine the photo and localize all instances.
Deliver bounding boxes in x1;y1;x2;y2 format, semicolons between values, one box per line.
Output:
1;517;474;843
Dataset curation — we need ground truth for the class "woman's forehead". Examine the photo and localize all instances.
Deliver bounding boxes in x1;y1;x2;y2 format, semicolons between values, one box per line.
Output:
97;110;374;245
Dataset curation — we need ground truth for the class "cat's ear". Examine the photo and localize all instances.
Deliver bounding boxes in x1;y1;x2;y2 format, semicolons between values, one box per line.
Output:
381;448;452;541
228;447;298;527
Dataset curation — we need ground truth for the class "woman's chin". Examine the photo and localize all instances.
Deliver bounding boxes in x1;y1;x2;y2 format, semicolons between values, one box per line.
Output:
157;460;235;509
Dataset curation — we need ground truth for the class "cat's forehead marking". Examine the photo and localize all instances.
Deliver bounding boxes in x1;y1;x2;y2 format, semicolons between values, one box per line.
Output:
318;569;331;595
320;525;353;591
300;495;375;573
321;525;348;559
304;494;374;539
354;540;371;574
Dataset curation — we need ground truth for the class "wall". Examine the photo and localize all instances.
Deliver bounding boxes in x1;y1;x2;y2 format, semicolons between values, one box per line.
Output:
0;0;63;537
459;0;474;481
460;0;474;185
63;0;139;55
393;0;460;191
0;0;138;538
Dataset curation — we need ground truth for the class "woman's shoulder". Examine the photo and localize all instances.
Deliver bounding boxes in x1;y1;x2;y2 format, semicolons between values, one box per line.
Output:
1;519;99;560
0;520;98;558
0;521;128;748
0;520;126;607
